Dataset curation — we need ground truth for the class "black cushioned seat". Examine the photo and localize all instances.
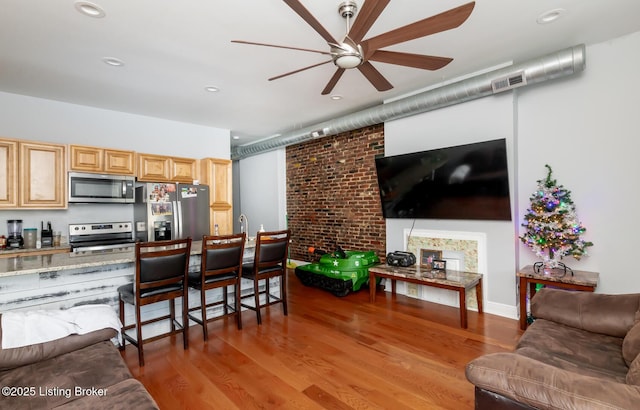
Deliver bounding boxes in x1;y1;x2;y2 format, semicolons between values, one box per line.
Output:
240;229;290;325
188;233;245;340
118;237;192;367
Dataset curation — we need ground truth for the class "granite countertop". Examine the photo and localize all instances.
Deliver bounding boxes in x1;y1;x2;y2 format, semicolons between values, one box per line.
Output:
0;245;71;257
0;239;257;279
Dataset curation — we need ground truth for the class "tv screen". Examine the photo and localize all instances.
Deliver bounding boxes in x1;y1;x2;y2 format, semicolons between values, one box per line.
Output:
374;139;512;220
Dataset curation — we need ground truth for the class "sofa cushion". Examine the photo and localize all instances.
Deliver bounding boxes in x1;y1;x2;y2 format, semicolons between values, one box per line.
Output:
0;340;132;409
623;313;640;366
531;289;640;338
627;354;640;386
0;328;117;371
517;318;628;382
466;352;640;409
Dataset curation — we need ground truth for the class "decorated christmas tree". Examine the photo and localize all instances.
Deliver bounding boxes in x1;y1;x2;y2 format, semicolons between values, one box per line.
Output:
520;164;593;270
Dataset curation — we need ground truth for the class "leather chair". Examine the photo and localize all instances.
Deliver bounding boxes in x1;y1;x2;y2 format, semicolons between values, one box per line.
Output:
240;229;291;325
118;237;192;366
188;233;245;340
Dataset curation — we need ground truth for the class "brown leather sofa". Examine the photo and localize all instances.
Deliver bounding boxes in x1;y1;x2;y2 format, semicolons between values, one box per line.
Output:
0;326;158;409
466;288;640;409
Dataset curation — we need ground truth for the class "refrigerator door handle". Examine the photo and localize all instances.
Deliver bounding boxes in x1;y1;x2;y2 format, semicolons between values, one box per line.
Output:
174;200;181;239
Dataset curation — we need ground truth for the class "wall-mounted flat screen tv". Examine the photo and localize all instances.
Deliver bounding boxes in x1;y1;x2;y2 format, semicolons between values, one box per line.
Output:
374;139;512;220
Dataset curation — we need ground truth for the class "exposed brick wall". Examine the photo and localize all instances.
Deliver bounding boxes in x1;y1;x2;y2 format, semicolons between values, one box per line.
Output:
286;124;386;262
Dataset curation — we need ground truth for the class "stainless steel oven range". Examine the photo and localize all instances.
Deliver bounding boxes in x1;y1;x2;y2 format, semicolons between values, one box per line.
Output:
69;222;136;256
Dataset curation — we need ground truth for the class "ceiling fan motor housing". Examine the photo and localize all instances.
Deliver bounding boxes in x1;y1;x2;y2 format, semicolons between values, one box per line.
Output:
338;1;358;18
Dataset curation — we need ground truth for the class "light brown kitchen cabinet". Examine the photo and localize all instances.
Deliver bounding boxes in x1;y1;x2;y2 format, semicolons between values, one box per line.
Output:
70;144;135;175
19;141;66;208
0;139;19;207
200;158;232;235
137;153;197;183
170;157;198;183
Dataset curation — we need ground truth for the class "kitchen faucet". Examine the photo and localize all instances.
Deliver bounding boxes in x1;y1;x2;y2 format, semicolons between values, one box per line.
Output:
238;214;249;238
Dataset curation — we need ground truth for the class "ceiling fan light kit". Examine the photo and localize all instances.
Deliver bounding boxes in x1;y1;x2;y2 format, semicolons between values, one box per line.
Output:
233;0;475;94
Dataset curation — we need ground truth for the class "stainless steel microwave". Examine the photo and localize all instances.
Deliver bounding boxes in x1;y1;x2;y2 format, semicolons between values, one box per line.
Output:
68;172;135;203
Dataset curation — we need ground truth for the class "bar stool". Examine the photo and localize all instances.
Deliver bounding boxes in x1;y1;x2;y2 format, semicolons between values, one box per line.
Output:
118;237;192;366
240;229;290;325
188;233;245;340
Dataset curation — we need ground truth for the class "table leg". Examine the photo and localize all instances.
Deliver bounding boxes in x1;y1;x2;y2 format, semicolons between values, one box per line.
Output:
369;271;376;303
459;289;468;329
391;279;396;295
475;278;483;313
519;278;528;330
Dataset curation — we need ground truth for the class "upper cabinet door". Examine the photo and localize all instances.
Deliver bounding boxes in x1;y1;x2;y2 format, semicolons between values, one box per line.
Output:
0;139;19;208
70;145;103;173
19;141;66;208
202;158;232;207
104;148;135;175
200;158;232;234
170;157;197;183
137;153;170;182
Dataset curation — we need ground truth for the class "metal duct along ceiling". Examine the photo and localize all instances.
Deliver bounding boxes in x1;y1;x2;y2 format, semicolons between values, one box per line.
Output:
231;44;586;160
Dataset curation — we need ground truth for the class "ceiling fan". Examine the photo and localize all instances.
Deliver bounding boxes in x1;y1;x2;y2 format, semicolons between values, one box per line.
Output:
232;0;475;95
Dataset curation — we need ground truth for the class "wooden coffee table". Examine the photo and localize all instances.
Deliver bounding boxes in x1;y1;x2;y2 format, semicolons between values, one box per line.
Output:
369;265;483;328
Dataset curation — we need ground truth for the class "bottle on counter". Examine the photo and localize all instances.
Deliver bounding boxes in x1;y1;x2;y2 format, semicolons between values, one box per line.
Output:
214;224;219;236
0;235;6;249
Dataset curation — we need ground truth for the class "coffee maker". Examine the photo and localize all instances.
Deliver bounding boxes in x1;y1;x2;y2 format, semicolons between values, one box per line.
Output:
41;221;53;247
7;219;24;248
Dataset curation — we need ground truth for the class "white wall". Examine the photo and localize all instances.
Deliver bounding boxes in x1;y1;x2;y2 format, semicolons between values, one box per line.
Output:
517;31;640;294
238;31;640;318
237;149;287;235
0;92;230;237
0;92;230;158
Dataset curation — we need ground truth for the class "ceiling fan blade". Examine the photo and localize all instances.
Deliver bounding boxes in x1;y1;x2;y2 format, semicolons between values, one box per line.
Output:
269;60;333;81
362;2;475;53
358;61;393;92
231;40;331;55
348;0;390;43
321;68;346;95
283;0;338;44
368;50;453;70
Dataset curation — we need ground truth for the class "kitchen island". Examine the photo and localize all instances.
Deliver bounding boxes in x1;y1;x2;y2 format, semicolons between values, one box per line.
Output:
0;241;206;279
0;240;260;337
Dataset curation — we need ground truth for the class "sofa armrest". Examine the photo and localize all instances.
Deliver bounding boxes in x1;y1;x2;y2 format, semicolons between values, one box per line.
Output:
466;353;640;409
531;288;640;337
0;328;117;371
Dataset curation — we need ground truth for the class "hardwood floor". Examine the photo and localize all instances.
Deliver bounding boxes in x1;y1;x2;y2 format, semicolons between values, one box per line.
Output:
121;269;522;409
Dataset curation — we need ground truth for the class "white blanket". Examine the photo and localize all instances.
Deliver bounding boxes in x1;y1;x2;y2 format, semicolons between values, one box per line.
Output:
1;304;122;349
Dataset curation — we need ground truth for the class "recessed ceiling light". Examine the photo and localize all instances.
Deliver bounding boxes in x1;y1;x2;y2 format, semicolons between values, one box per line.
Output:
232;135;240;140
537;8;566;24
330;95;343;100
74;1;106;18
102;57;124;67
205;86;220;92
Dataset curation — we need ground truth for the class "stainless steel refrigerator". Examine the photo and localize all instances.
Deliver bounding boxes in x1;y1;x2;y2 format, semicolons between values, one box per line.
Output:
134;182;210;242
